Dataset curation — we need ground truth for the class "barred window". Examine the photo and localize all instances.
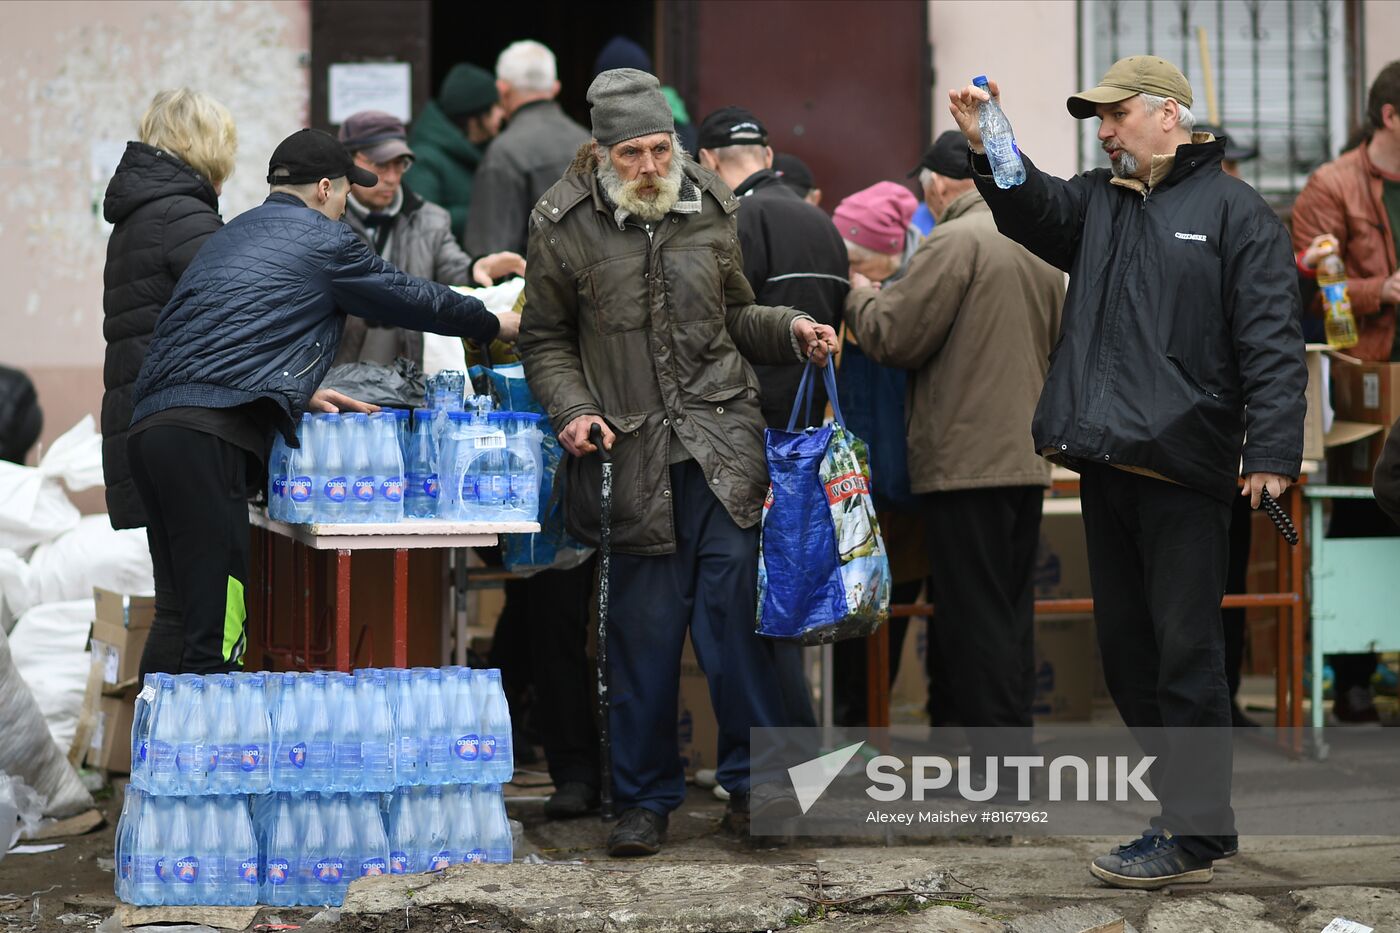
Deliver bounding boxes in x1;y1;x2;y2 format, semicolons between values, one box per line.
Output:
1078;0;1348;199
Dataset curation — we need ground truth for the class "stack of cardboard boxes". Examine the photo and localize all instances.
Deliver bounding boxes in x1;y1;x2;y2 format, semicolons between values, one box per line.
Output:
1322;351;1400;485
74;588;153;774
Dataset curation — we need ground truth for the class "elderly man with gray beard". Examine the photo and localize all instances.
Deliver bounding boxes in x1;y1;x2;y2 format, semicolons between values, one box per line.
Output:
519;68;838;857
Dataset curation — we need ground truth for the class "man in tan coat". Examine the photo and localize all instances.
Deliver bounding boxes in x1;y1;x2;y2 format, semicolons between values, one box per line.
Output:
843;130;1064;741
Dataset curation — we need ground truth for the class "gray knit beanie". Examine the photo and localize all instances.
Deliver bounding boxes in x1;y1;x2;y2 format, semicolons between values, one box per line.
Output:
587;68;675;147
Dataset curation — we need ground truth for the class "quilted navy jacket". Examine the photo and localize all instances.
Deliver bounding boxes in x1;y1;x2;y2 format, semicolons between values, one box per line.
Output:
132;192;500;443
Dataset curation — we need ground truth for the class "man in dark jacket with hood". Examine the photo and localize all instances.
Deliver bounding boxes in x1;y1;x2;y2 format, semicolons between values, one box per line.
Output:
696;106;849;429
129;129;519;678
405;63;505;241
950;57;1306;888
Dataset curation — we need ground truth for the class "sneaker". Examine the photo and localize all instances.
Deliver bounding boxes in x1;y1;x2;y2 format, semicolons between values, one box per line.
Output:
1090;830;1214;890
607;807;667;857
694;768;719;789
543;782;599;820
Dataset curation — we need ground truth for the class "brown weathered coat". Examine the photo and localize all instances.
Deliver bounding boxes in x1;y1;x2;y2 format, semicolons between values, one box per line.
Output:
519;149;804;555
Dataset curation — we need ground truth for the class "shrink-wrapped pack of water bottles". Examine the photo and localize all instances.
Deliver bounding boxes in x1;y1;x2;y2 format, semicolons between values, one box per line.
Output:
115;665;514;907
267;371;543;525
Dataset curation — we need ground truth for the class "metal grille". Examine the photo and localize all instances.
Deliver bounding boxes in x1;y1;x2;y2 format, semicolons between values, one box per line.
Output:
1079;0;1347;198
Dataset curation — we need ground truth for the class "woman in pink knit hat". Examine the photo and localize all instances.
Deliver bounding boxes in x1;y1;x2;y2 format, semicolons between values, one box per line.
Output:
829;180;927;727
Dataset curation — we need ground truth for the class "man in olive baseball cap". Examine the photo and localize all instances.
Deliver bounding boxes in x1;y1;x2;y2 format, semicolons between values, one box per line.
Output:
1067;54;1193;118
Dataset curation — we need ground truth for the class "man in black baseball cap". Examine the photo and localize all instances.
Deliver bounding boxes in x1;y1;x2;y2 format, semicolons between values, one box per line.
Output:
908;130;977;219
265;128;380;219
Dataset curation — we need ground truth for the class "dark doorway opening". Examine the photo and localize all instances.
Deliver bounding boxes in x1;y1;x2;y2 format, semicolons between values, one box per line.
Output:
429;0;655;128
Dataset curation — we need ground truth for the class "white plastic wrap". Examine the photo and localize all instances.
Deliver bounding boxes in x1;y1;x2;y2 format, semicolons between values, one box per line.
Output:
27;514;153;605
0;624;94;818
8;599;96;753
0;415;105;554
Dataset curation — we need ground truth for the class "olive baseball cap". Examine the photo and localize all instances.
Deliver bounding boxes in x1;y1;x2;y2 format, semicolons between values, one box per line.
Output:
1067;55;1193;119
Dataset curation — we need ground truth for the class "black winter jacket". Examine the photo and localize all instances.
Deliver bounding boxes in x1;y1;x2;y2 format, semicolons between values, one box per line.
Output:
132;193;501;446
732;169;850;428
102;142;222;528
972;140;1307;502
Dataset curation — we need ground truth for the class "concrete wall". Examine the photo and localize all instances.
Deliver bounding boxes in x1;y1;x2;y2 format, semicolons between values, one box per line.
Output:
927;0;1080;181
1364;0;1399;90
0;0;309;477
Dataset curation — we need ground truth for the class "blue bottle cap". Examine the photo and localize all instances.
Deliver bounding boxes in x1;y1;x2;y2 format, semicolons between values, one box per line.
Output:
973;74;989;86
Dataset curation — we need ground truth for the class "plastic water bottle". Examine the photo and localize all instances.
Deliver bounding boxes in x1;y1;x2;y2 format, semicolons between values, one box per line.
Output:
447;667;480;784
974;75;1025;188
235;672;272;794
268;433;290;521
286;414;316;524
272;673;306;792
476;670;513;784
203;675;237;795
387;787;417;874
131;791;164;905
417;669;451;783
163;795;197;904
191;797;221;906
422;786;451;871
262;793;298;906
314;414;349;523
446;784;478;865
405;410;440;519
130;675;158;791
357;669;394;792
372;412;405;523
173;675;208;795
390;669;420;785
329;673;363;792
475;785;513;864
115;786;137;901
148;675;179;794
353;793;389;879
345;413;376;523
319;794;354;904
301;673;334;789
225;797;259;906
393;408;412;466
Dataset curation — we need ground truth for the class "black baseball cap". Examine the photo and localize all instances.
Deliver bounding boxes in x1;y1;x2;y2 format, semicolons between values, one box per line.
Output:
1195;123;1258;163
266;128;379;187
697;106;769;150
907;130;973;180
773;152;815;192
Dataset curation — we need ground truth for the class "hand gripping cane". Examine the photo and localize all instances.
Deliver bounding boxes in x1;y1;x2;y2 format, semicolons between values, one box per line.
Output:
589;424;616;820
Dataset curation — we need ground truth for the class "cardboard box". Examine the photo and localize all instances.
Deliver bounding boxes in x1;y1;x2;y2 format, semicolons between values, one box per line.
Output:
87;688;138;774
1331;357;1400;427
1302;346;1384;462
1034;507;1093;599
1033;615;1095;722
89;587;155;690
677;635;719;776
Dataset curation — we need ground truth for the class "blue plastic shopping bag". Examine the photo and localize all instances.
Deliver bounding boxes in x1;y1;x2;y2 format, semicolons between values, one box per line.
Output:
756;362;891;643
470;364;592;575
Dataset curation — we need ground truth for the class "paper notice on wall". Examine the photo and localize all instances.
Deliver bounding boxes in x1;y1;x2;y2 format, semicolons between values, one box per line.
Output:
328;62;412;125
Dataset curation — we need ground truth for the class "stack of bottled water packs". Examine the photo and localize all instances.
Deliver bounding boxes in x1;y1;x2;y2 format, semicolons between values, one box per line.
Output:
267;370;544;526
116;666;514;907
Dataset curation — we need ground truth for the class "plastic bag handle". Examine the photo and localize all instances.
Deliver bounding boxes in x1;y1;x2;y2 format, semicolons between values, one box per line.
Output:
821;362;845;429
785;362;817;432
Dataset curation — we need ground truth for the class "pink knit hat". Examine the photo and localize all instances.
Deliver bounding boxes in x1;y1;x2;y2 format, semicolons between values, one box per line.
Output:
832;181;918;255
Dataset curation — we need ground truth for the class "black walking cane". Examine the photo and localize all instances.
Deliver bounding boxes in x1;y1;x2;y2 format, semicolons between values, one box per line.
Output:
589;423;616;820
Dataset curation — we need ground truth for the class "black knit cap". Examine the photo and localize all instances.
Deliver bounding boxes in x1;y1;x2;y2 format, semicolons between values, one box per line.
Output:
267;129;379;187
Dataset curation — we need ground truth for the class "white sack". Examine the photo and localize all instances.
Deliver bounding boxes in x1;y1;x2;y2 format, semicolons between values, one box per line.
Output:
8;599;95;753
28;515;153;605
422;279;527;378
0;549;34;634
0;624;94;818
0;416;104;553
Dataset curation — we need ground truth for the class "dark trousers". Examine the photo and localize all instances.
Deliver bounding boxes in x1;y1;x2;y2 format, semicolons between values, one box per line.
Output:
1079;465;1235;860
608;460;808;815
1223;495;1253;700
924;487;1042;764
128;426;250;679
499;558;600;787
